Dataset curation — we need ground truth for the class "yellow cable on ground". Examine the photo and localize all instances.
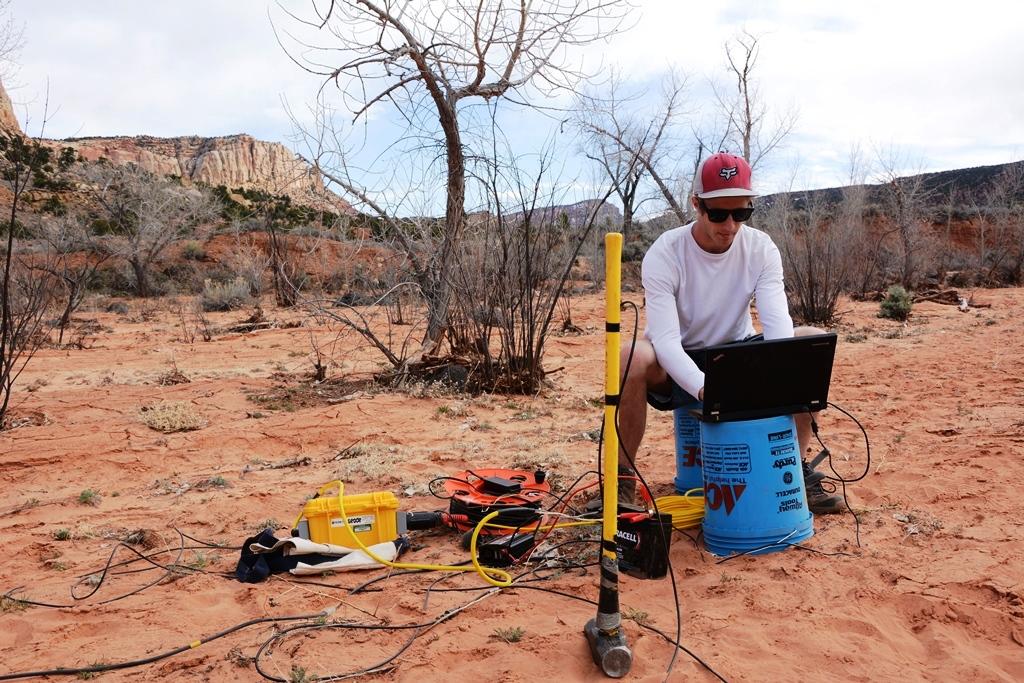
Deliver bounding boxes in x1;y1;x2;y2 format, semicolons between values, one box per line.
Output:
470;510;516;587
654;488;706;530
327;481;598;586
331;481;513;585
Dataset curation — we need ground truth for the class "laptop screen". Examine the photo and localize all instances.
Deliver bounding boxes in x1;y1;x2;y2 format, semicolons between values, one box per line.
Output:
695;333;837;422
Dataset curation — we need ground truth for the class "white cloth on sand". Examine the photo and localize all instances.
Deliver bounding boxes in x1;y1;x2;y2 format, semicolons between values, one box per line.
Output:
248;536;402;574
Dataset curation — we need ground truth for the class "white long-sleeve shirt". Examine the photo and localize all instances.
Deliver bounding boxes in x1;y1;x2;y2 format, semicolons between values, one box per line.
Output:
642;222;794;398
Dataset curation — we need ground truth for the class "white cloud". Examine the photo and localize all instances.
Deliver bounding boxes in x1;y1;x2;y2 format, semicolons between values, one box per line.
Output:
5;0;1022;202
584;0;1024;191
8;0;322;142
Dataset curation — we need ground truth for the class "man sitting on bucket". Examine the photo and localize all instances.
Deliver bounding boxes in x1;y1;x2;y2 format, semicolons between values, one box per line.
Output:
618;151;841;515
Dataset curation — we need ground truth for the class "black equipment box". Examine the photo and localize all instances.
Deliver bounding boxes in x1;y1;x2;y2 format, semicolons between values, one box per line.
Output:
616;513;673;579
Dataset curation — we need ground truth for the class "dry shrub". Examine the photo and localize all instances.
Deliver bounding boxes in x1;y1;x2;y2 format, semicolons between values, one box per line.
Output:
1;410;49;431
140;401;206;433
157;368;191;386
200;277;255;312
122;528;163;549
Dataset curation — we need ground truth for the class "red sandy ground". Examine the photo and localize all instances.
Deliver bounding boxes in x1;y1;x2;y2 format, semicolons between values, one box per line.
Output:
1;289;1022;682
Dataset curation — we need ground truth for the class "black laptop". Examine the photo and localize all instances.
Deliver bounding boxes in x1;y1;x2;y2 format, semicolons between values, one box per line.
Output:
688;333;837;423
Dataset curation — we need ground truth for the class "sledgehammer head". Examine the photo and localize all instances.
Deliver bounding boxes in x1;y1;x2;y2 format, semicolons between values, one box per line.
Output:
584;617;633;678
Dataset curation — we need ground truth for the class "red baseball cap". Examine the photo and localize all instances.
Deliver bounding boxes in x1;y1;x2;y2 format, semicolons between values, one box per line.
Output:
693;152;757;199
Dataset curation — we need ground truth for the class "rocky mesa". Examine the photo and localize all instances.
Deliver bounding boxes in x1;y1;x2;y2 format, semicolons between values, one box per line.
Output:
0;81;19;134
60;134;353;214
0;80;352;215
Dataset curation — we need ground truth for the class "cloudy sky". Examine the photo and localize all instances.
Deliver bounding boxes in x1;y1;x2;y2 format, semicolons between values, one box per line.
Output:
5;0;1023;209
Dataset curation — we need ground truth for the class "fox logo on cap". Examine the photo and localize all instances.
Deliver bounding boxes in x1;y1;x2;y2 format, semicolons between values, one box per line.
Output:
693;152;757;199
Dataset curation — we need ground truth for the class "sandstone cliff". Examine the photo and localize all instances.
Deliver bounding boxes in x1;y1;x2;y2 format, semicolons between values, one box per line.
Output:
0;79;21;134
0;80;350;214
59;134;353;214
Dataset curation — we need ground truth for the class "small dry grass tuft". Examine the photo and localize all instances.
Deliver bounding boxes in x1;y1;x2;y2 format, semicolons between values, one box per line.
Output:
0;595;29;613
140;401;206;433
157;368;191;386
1;410;50;431
623;606;650;626
122;528;163;549
491;626;526;643
436;401;473;419
334;444;412;486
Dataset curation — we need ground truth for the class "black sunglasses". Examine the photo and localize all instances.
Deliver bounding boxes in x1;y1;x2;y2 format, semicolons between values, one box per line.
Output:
699;199;754;223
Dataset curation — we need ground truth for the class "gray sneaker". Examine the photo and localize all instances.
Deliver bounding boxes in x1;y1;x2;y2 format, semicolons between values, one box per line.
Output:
803;455;843;515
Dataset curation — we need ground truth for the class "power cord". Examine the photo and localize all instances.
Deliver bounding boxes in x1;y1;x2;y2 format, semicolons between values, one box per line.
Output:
810;401;872;547
442;579;729;683
0;610;331;681
0;298;736;681
654;491;705;530
715;541;855;565
251;559;727;683
3;529;234;609
254;591;501;681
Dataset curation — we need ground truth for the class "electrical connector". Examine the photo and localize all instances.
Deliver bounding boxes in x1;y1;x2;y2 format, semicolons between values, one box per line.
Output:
404;511;445;531
479;476;523;495
476;533;534;567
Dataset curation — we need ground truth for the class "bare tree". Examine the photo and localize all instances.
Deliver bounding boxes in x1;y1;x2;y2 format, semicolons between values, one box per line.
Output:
875;151;936;290
762;190;852;325
580;33;795;230
282;0;628;355
0;2;59;425
35;213;110;344
224;219;271;298
80;163;218;296
447;140;615;391
0;125;59;424
584;130;643;243
979;163;1024;284
714;30;797;170
574;70;672;242
575;67;691;225
0;1;23;84
249;192;311;307
935;185;960;281
300;114;615;392
833;145;889;297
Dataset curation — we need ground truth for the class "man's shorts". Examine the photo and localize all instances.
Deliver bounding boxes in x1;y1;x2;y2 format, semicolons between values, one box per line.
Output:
646;334;764;411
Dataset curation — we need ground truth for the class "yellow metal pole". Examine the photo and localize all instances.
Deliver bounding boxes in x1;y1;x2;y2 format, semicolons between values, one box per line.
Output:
602;232;622;558
583;231;632;678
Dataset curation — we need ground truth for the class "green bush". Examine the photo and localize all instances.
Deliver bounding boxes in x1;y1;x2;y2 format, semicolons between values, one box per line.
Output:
87;267;135;295
201;277;255;312
621;242;646;262
42;195;67;216
879;285;912;321
181;241;207;261
78;489;101;506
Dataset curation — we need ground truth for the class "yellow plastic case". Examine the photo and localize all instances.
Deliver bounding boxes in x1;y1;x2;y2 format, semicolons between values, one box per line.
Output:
295;481;401;547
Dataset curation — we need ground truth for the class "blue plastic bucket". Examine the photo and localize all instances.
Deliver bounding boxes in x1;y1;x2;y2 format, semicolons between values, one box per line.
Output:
699;415;813;556
673;406;703;494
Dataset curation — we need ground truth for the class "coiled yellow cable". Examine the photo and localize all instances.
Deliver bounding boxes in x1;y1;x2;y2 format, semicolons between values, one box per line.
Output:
298;480;703;589
324;481;512;584
654;488;705;530
328;481;598;587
